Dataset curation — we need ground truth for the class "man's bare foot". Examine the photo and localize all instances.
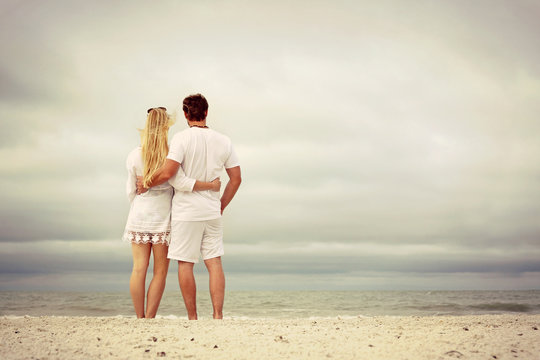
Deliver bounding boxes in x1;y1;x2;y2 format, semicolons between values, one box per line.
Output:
187;309;198;320
213;312;223;320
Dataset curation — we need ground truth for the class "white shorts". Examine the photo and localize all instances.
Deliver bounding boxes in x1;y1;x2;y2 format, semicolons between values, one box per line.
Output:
168;218;224;263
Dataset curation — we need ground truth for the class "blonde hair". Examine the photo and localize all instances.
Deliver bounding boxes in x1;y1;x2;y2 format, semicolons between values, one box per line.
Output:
139;108;175;188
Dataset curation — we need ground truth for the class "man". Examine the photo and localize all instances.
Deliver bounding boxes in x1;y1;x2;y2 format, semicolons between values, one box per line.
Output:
136;94;241;319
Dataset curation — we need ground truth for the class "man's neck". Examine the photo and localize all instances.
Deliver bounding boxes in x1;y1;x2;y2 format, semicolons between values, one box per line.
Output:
188;120;208;128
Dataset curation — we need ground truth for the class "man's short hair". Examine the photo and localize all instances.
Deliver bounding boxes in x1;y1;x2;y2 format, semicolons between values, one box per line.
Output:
183;94;209;122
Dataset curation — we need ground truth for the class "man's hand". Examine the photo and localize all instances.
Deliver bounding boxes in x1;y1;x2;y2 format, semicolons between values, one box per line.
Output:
211;177;221;192
136;176;148;195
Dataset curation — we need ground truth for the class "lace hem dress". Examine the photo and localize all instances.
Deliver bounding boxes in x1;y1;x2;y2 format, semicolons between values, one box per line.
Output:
122;147;196;246
122;230;171;245
122;186;173;245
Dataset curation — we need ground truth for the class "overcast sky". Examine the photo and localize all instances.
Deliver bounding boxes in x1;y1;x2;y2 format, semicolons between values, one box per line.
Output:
1;0;539;292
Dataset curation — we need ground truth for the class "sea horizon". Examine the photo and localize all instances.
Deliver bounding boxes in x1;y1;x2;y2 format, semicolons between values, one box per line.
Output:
2;290;539;319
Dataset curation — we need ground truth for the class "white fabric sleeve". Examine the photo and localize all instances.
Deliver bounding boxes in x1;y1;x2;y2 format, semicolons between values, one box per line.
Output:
126;156;137;203
166;133;184;163
224;143;240;169
168;166;196;192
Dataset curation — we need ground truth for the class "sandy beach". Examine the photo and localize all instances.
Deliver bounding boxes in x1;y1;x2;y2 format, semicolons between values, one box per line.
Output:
1;314;539;359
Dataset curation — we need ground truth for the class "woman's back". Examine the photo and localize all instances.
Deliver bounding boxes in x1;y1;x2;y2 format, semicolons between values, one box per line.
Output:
127;147;172;193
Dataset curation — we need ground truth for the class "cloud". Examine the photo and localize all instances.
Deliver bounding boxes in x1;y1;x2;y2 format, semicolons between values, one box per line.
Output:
1;0;539;290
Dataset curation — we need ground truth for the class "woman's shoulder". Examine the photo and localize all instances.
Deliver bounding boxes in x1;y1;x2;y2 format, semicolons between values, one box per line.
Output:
128;146;142;156
126;146;142;164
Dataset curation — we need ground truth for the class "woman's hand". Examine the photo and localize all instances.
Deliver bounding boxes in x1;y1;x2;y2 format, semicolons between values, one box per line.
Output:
136;176;148;195
211;177;221;192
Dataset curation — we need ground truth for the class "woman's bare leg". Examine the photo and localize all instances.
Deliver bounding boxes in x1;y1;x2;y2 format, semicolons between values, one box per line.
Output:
130;242;151;318
146;243;170;318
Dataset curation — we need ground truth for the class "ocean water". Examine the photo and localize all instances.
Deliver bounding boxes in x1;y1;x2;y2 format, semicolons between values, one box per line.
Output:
1;291;539;318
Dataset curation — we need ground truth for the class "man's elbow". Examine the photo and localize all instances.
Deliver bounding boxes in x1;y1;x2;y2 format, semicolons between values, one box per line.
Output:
163;167;176;180
230;176;242;187
225;166;241;188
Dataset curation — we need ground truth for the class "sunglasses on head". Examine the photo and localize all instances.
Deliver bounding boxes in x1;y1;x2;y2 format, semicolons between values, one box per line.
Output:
147;107;167;114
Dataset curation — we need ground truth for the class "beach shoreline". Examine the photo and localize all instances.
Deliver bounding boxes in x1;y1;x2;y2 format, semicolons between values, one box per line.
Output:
2;314;539;359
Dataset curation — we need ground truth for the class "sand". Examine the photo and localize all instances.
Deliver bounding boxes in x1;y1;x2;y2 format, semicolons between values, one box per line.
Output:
1;315;539;359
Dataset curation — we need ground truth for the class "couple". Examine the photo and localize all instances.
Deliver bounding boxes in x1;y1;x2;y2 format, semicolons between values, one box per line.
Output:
122;94;241;320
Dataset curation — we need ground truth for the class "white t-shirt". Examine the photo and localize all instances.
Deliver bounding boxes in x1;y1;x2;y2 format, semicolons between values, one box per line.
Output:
167;127;240;221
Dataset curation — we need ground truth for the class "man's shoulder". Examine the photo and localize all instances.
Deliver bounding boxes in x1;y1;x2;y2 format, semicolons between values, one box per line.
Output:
172;128;191;137
208;128;233;144
170;128;191;143
171;128;233;147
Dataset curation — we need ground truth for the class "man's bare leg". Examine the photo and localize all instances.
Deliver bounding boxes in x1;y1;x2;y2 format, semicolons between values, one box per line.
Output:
178;261;197;320
204;257;225;319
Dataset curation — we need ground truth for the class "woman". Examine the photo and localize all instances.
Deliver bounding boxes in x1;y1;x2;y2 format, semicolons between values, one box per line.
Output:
123;107;220;318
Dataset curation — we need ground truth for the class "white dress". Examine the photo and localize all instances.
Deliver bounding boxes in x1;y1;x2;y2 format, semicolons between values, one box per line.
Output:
122;147;196;245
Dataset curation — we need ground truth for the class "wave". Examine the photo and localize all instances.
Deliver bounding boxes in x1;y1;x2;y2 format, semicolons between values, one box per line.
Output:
2;291;540;317
468;303;536;313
